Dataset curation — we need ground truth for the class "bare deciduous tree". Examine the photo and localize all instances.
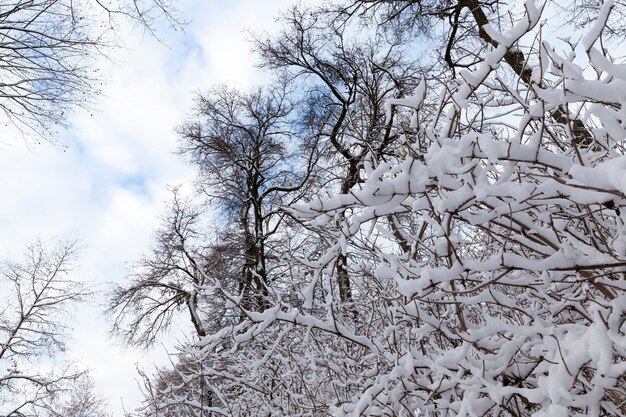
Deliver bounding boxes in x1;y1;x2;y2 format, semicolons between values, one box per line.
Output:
107;189;216;346
108;84;315;348
48;374;112;417
177;85;312;313
0;238;91;416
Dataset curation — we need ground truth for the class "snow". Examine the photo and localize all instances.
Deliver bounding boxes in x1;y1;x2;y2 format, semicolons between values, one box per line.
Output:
581;0;614;52
569;155;626;195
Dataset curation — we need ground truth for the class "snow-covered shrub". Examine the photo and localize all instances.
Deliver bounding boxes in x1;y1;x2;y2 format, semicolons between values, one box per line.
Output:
291;1;626;415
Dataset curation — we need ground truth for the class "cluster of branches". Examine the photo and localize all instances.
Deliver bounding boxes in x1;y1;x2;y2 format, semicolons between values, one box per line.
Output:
109;0;626;416
0;239;112;417
0;0;180;140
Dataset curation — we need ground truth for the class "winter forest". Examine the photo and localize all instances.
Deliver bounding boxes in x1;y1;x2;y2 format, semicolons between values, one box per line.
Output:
0;0;625;416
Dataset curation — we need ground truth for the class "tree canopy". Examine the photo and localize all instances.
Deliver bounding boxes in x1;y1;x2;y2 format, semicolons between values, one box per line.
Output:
105;0;626;415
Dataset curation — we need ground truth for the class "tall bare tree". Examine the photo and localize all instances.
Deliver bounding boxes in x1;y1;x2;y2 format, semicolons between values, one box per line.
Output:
48;374;112;417
177;85;313;313
108;84;315;347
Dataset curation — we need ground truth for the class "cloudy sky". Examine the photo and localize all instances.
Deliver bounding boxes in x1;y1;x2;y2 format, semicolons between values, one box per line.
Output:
0;0;295;414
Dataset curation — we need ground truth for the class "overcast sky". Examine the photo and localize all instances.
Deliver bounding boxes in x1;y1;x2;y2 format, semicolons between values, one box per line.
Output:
0;0;296;414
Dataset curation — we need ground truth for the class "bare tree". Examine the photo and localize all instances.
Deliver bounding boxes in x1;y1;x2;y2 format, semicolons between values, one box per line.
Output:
47;374;112;417
0;238;91;417
177;85;313;313
107;189;224;346
108;83;316;348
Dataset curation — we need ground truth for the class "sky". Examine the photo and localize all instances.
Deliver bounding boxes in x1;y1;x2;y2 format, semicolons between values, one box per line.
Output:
0;0;296;414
